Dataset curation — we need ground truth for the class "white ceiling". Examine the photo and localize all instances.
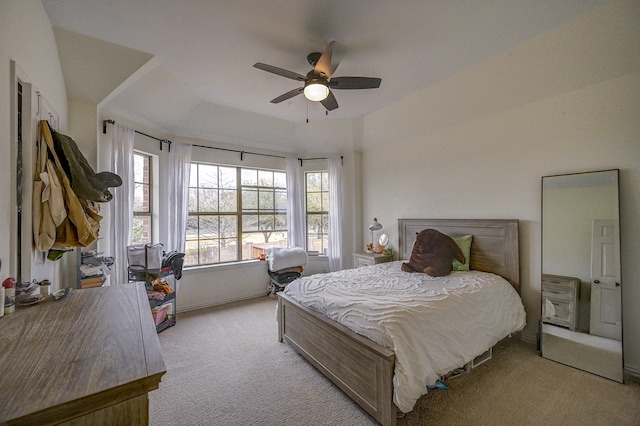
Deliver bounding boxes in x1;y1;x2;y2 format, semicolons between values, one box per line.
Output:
42;0;607;144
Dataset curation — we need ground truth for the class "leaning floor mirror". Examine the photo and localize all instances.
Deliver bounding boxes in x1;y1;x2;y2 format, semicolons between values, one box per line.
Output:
540;169;623;382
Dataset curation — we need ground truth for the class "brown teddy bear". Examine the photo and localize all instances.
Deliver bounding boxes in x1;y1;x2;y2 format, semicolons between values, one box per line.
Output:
401;229;466;277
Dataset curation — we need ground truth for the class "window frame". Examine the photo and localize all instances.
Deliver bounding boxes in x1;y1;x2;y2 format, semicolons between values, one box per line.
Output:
185;162;288;267
132;151;153;245
305;170;329;255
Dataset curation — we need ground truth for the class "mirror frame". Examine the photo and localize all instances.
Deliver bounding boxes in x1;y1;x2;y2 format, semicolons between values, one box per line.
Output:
540;169;623;382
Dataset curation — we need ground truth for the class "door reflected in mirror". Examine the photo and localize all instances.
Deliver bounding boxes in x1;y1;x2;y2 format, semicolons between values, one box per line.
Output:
541;169;623;382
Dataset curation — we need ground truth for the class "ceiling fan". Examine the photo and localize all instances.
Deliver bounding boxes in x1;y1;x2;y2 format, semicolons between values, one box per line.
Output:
253;41;381;112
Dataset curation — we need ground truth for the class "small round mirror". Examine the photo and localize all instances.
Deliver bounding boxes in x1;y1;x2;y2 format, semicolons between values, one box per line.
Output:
378;233;389;247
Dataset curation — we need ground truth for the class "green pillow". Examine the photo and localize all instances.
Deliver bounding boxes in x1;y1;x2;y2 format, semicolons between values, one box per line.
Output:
452;234;472;271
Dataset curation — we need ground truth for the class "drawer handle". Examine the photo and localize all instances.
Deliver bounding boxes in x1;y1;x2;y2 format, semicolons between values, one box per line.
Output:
594;280;600;284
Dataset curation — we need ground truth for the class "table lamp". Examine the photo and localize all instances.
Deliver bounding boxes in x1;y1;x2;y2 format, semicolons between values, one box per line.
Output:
368;218;383;250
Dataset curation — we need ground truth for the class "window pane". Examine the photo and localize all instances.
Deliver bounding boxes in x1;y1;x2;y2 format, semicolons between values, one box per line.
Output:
307;192;322;212
133;183;146;211
259;214;275;231
133;154;145;182
186;216;199;240
199;164;218;188
184;240;198;266
219;215;237;238
242;188;258;210
220;238;237;262
199;239;217;264
132;216;151;245
241;168;257;186
189;163;198;187
274;172;286;188
322;191;329;211
258;170;273;186
219;189;237;212
258;189;274;210
188;188;198;212
275;213;287;230
199;188;218;212
219;167;236;189
307;214;322;235
243;214;259;232
321;213;329;233
200;216;219;239
321;171;329;190
274;189;287;210
308;235;322;253
307;172;322;192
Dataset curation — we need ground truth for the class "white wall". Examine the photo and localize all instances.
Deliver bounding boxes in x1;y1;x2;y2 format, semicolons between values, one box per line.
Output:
0;0;68;287
361;1;640;373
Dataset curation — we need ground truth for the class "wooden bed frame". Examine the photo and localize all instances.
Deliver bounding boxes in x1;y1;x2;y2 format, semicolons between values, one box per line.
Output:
277;219;520;426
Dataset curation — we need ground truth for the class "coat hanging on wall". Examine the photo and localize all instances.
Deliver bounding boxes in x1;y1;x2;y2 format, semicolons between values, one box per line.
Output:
33;120;122;260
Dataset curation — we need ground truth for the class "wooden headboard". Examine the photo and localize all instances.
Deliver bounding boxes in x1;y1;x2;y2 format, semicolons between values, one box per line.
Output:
398;219;520;293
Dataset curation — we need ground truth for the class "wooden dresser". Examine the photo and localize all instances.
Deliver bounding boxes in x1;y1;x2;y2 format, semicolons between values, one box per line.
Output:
0;283;166;425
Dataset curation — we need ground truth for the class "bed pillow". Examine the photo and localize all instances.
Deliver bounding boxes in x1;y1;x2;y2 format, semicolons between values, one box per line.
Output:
267;247;308;271
452;234;472;271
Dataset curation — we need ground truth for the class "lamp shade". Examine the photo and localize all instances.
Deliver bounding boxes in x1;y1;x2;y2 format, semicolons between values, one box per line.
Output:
368;218;383;231
304;82;329;101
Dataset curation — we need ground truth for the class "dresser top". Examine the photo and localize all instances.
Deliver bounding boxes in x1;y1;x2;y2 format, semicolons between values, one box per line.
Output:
0;283;165;424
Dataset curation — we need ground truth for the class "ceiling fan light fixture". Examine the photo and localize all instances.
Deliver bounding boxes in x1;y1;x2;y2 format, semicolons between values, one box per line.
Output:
303;82;329;101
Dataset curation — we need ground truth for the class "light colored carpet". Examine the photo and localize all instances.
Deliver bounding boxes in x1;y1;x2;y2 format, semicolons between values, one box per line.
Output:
149;297;640;425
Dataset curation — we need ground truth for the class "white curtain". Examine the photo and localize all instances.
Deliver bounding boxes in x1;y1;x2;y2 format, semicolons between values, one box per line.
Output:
286;157;306;249
164;142;192;253
328;156;343;271
109;124;135;285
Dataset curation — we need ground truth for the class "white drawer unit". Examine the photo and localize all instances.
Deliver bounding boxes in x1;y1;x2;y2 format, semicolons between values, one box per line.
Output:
542;274;580;331
353;252;393;268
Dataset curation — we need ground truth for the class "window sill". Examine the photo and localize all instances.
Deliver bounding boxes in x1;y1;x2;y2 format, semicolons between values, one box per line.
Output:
307;253;328;259
183;253;329;274
183;259;267;275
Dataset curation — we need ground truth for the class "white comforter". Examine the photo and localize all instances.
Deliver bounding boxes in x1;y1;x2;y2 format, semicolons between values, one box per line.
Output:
282;261;526;413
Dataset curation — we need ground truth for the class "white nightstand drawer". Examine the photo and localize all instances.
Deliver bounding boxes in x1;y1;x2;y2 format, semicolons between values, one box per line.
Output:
542;287;575;301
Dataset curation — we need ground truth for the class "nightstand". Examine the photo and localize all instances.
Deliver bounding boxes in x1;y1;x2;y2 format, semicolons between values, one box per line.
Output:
353;252;393;268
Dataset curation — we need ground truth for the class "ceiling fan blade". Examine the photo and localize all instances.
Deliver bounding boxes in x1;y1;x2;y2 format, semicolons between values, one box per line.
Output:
329;77;381;90
254;63;306;81
314;41;339;78
270;87;304;103
320;90;339;111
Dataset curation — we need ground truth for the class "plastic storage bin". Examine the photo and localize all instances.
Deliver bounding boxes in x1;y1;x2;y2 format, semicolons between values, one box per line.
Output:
152;305;169;326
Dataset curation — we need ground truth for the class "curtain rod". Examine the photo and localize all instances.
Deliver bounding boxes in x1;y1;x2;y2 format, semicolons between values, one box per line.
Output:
103;119;172;152
103;119;342;165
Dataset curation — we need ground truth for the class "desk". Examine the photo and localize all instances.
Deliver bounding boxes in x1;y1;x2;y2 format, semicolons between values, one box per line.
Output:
0;283;166;425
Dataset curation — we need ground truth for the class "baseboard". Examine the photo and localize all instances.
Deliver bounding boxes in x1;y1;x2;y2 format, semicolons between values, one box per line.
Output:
177;291;269;313
519;328;538;346
624;365;640;383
